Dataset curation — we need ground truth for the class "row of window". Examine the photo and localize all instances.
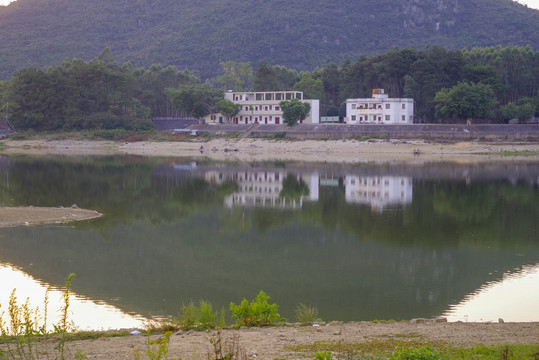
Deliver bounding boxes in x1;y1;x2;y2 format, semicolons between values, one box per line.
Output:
233;92;302;101
350;115;408;122
351;103;406;109
242;105;280;112
235;116;282;124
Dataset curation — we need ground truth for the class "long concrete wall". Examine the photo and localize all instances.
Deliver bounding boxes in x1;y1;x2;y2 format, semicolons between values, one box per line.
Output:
194;124;539;141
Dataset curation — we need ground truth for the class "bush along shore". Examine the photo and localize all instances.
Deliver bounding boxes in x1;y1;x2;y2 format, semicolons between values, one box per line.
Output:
1;284;539;360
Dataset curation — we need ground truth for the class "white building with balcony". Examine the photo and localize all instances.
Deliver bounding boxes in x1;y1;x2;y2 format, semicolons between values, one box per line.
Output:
207;90;319;125
345;89;414;125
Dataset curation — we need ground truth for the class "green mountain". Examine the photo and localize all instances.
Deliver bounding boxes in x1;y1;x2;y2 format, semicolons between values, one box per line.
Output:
0;0;537;80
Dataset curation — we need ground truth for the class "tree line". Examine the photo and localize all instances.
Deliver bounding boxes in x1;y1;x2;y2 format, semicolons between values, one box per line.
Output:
1;45;538;131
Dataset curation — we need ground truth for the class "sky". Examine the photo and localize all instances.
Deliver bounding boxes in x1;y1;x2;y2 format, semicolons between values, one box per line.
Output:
0;0;538;7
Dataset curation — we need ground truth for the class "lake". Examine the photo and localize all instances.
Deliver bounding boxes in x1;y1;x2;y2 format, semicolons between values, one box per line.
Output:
0;155;538;330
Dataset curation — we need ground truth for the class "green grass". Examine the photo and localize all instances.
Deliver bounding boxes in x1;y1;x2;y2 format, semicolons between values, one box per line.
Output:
287;340;539;360
499;150;539;157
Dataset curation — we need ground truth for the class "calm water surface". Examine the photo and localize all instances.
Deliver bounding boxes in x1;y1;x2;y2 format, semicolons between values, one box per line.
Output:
0;155;538;330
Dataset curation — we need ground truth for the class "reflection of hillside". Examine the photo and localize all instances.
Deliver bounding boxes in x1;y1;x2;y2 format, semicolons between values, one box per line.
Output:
0;156;538;325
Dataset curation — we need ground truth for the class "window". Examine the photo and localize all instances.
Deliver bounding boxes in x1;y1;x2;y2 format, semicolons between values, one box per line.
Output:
359;116;363;122
385;115;390;121
351;115;356;121
365;115;368;121
351;104;357;109
385;103;390;109
275;106;280;111
265;106;268;111
402;103;406;109
255;106;258;111
245;106;248;111
402;115;406;121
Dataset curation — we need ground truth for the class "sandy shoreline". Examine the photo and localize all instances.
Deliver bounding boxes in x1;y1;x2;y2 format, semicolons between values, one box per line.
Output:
2;322;536;360
2;138;539;163
0;206;103;228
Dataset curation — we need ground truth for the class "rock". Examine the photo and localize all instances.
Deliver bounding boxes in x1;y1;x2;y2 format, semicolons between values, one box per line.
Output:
499;318;504;323
409;318;428;324
433;317;447;323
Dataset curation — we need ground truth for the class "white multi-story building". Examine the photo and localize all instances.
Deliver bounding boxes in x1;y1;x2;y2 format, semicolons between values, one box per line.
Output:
345;89;414;125
207;90;319;125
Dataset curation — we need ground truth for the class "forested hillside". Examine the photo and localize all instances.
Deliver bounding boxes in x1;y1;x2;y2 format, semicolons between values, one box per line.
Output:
0;0;538;80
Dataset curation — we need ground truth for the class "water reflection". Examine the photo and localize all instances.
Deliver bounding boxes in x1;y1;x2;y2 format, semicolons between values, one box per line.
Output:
444;264;539;322
0;264;146;331
0;155;538;329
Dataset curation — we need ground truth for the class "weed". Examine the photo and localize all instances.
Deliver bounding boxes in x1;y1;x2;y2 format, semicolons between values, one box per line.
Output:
0;273;81;360
314;351;332;360
390;346;446;360
229;291;280;327
175;300;225;331
295;303;319;325
208;329;246;360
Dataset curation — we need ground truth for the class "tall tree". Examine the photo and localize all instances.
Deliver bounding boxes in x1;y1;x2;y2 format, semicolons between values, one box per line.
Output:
166;83;222;120
434;82;498;121
216;61;253;91
279;98;311;126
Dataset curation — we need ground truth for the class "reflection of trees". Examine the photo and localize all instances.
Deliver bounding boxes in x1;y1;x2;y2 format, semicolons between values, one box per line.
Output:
433;184;495;223
0;157;238;233
279;175;309;201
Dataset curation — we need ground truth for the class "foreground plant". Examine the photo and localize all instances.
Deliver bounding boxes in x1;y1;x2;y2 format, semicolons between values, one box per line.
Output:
0;273;79;360
229;291;280;327
295;303;319;325
175;300;225;331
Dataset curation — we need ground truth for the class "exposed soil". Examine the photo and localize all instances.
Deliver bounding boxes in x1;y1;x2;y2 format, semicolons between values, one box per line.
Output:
2;138;539;163
12;322;537;360
0;206;102;228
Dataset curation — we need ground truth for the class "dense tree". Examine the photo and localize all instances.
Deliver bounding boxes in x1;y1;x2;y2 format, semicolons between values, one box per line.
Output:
292;73;323;100
166;83;222;120
252;62;299;91
217;99;240;123
434;82;498;121
215;61;253;91
279;98;311;126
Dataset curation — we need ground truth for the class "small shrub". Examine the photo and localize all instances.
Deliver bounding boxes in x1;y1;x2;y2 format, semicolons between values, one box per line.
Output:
390;346;446;360
273;132;286;139
176;300;225;331
209;329;246;360
295;303;318;325
229;291;280;327
314;351;332;360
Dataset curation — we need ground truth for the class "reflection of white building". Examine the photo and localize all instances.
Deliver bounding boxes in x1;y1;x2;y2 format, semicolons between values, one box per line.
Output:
345;89;414;124
205;170;319;209
345;176;412;212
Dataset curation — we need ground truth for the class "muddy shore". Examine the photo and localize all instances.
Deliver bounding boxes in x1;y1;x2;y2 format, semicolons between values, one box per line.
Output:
2;138;539;163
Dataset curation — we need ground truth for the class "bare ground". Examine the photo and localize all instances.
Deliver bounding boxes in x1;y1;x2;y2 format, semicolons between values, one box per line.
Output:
22;322;539;360
0;206;102;228
2;138;539;163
